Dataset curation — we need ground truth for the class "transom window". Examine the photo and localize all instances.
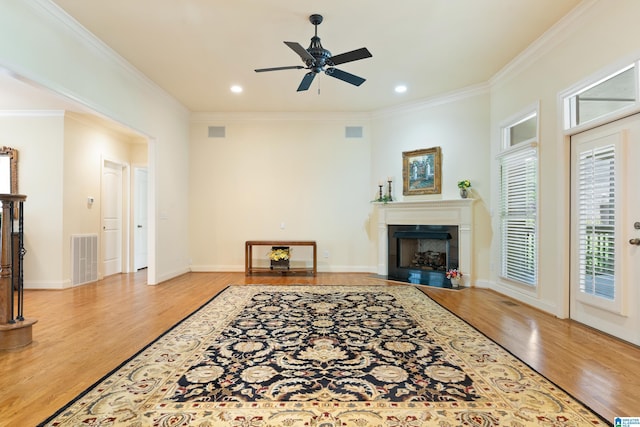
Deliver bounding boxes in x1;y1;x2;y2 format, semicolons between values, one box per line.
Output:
564;64;638;129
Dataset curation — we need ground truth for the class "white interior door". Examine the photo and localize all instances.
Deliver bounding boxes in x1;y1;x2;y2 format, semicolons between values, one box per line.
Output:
102;160;123;277
134;167;148;270
570;114;640;345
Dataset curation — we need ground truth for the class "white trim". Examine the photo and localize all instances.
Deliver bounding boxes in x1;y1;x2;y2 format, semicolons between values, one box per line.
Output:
371;83;490;119
190;111;372;123
0;110;65;117
490;0;599;88
190;83;489;122
30;0;186;114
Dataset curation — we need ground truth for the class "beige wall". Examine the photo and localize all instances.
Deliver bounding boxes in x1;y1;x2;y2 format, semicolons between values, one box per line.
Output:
0;113;65;287
0;1;190;285
370;90;492;283
188;91;492;277
489;0;640;315
189;114;373;272
0;113;147;289
62;113;147;285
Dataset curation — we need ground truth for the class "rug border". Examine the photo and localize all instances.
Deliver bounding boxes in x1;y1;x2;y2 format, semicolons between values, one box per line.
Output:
37;285;233;426
38;284;613;426
412;286;613;427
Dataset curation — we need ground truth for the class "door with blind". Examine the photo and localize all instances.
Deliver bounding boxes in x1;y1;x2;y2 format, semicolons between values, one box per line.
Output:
570;114;640;345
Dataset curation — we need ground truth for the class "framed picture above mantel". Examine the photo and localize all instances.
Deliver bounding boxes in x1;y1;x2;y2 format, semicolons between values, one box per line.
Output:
402;146;442;195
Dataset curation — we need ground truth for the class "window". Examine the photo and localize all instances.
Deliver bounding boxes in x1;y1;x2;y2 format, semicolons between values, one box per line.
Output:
499;110;538;286
576;144;616;300
564;64;638;129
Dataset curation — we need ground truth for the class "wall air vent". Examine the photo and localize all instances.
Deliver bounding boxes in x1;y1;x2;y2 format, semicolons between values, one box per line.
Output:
208;126;226;138
345;126;363;138
71;234;98;286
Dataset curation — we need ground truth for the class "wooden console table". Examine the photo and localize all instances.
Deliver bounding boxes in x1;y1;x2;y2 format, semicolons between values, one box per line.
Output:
245;240;317;276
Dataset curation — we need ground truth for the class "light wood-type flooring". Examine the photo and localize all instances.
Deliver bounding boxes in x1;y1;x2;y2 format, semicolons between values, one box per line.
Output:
1;271;638;425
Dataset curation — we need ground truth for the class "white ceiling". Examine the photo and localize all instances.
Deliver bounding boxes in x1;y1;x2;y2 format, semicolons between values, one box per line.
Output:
3;0;583;114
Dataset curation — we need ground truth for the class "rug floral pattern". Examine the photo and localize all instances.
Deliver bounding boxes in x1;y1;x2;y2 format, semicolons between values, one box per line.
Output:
41;286;606;426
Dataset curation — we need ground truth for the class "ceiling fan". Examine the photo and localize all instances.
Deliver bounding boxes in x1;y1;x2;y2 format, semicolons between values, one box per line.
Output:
255;14;372;92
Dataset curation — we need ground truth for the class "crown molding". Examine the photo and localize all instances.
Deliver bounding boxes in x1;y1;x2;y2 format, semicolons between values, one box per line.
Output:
371;83;490;119
26;0;188;115
191;83;491;123
0;109;65;118
490;0;599;88
190;111;372;123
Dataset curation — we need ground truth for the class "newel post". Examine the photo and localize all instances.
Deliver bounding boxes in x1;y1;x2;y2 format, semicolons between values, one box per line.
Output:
0;194;37;349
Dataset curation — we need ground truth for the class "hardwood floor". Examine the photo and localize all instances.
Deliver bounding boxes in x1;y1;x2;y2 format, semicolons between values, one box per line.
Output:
1;272;637;425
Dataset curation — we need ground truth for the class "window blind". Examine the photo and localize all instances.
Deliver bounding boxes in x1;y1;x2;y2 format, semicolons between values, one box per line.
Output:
576;144;616;300
500;146;538;285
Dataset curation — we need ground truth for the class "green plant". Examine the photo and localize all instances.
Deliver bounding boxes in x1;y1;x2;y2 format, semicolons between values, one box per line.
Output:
457;180;471;189
372;195;392;204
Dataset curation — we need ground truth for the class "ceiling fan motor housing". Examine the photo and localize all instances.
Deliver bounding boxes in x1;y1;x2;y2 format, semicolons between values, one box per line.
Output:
307;36;331;73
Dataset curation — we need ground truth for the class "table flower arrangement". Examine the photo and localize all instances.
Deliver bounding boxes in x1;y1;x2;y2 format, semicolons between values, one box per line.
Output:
268;247;291;270
268;248;290;261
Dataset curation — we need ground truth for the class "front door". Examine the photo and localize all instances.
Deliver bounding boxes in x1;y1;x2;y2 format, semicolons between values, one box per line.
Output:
570;114;640;345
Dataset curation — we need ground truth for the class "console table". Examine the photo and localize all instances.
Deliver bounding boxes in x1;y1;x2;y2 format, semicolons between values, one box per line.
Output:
245;240;317;276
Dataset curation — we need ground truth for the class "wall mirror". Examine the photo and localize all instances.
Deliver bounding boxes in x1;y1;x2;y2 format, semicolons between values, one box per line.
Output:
0;146;18;195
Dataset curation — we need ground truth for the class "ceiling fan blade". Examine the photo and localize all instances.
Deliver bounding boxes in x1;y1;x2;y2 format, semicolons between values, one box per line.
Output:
328;47;372;66
297;72;316;92
325;68;366;86
284;41;315;62
255;65;305;73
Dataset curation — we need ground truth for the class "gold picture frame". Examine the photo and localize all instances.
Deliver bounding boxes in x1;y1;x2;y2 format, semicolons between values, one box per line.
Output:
402;147;442;195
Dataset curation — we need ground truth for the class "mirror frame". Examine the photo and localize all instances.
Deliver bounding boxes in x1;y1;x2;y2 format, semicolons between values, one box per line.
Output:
0;146;18;195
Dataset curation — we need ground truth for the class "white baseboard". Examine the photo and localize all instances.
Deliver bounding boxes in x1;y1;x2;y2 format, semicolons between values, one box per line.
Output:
24;279;71;290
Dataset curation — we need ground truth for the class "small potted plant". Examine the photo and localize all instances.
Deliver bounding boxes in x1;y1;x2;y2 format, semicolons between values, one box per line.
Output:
268;246;291;270
446;268;463;288
457;180;471;199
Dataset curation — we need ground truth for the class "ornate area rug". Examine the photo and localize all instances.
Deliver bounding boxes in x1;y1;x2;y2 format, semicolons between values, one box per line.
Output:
41;285;607;426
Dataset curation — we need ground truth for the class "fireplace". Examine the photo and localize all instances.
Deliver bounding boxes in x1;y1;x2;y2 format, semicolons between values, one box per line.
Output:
388;225;459;286
375;199;474;288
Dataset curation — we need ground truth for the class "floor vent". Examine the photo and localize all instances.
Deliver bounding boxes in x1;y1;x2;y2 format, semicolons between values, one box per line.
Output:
501;300;519;306
71;234;98;286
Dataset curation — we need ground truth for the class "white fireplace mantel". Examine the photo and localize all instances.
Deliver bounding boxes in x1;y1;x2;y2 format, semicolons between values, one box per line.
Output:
375;199;475;282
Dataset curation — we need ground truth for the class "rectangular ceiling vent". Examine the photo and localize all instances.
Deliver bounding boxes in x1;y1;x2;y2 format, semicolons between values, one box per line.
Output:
345;126;363;138
208;126;226;138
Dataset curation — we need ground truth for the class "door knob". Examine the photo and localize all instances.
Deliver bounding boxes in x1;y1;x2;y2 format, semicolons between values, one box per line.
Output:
137;225;143;228
630;238;640;246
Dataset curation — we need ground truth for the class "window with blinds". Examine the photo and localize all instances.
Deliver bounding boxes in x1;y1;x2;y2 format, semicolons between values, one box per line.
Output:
576;144;616;300
499;145;538;285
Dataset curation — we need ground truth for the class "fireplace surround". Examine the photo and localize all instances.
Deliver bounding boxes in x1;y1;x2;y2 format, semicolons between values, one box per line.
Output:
376;199;474;287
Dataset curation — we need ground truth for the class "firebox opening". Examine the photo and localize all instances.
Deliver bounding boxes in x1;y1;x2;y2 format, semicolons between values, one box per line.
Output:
387;224;460;288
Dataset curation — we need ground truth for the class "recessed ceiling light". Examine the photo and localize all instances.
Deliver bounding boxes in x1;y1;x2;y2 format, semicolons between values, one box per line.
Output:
230;85;243;93
394;85;407;94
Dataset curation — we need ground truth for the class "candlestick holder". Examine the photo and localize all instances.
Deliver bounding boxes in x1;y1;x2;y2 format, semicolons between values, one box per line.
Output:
387;180;393;202
378;184;383;202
